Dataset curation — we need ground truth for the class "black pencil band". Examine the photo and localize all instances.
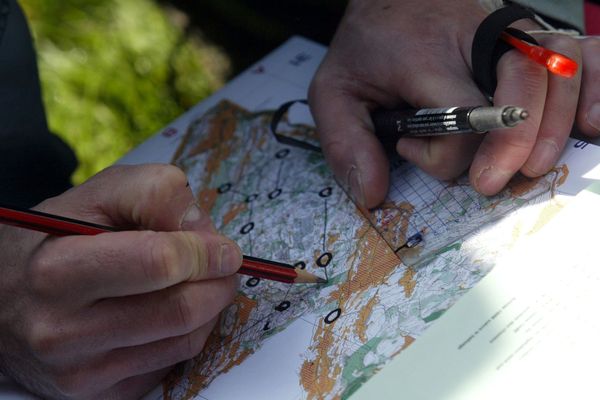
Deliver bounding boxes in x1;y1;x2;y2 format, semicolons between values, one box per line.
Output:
471;4;539;100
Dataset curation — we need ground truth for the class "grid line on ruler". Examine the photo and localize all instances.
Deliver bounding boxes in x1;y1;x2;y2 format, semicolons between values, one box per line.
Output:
388;175;422;235
399;169;445;232
414;169;461;225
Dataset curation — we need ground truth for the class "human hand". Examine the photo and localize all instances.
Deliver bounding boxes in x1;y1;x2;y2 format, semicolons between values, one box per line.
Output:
0;164;242;399
309;0;600;207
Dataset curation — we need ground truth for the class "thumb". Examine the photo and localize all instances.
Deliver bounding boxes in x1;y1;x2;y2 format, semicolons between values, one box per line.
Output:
309;73;389;209
38;164;216;233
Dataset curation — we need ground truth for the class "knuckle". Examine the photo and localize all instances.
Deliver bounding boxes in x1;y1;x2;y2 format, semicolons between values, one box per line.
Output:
90;165;129;188
427;165;462;181
307;74;321;99
99;164;124;177
79;165;128;203
502;133;538;152
26;244;69;297
221;275;239;303
321;137;346;156
499;51;546;91
149;164;187;189
138;165;189;215
188;233;210;277
144;233;182;287
420;142;475;181
26;321;64;362
581;38;600;77
172;289;196;333
28;253;60;297
310;55;341;85
52;368;93;398
87;165;118;183
423;156;466;181
175;331;205;362
514;67;545;95
582;36;600;54
320;139;355;176
308;68;353;110
308;72;329;102
542;35;577;52
177;333;196;361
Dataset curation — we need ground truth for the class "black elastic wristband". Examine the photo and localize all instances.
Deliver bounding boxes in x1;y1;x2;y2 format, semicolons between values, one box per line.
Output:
472;4;539;100
270;99;322;153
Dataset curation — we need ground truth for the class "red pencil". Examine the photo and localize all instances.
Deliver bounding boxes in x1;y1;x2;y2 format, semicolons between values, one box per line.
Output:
0;204;325;285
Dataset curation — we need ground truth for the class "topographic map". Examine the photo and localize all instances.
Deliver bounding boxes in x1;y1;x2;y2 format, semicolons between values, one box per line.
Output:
155;98;568;400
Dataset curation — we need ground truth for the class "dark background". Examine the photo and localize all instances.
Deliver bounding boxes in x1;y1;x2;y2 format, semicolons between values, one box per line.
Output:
159;0;348;74
20;0;349;183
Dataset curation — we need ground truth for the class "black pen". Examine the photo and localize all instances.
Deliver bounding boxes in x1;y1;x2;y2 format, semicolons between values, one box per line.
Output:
371;105;528;150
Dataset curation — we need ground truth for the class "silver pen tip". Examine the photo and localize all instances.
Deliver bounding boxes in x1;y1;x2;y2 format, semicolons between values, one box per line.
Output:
502;106;529;127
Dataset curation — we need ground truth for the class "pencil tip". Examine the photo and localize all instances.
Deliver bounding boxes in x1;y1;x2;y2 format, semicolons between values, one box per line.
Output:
294;267;328;284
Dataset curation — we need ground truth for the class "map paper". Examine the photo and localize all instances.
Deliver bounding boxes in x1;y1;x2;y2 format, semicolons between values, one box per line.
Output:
114;37;600;400
352;184;600;400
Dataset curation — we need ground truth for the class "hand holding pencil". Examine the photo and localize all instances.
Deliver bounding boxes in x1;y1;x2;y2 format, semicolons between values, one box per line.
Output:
0;164;243;399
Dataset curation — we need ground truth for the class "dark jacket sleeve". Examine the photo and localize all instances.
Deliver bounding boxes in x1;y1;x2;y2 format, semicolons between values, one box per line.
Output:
0;0;77;208
513;0;584;32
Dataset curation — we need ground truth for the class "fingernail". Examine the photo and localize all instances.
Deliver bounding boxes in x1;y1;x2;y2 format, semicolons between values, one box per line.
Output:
219;243;242;275
587;103;600;132
181;203;216;232
181;203;203;230
474;156;512;196
347;165;366;207
525;139;559;175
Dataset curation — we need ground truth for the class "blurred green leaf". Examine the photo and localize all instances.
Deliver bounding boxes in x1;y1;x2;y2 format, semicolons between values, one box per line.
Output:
20;0;230;184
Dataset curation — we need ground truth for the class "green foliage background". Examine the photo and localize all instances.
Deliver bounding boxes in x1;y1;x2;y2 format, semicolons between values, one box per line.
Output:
20;0;230;184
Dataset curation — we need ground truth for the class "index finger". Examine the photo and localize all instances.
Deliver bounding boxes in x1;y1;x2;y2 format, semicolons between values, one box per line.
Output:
469;50;548;195
29;230;242;302
39;164;216;233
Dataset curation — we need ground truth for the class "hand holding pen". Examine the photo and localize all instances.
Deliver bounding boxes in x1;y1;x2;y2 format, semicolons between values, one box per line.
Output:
310;0;600;207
